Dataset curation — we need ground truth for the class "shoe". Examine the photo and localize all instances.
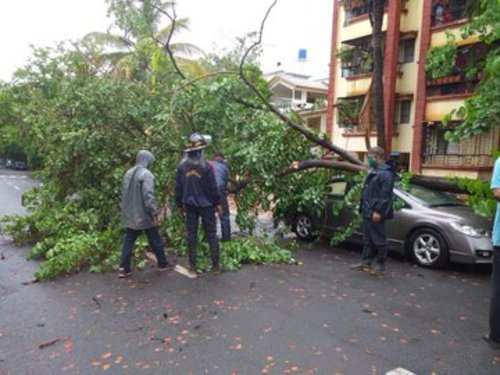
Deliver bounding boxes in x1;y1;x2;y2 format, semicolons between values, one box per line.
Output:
118;268;132;278
483;334;500;350
350;263;371;272
370;263;385;276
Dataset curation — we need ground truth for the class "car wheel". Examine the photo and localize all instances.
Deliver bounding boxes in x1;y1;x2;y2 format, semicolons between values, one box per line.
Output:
293;214;317;242
409;228;449;268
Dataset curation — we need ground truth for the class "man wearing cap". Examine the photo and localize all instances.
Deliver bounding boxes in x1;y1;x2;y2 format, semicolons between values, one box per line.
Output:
175;133;222;274
119;150;172;278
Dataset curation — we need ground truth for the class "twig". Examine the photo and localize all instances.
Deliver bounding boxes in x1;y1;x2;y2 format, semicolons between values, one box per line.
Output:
149;1;186;79
38;337;65;349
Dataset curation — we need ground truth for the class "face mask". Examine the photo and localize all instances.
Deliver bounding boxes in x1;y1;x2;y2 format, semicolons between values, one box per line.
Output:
368;156;378;169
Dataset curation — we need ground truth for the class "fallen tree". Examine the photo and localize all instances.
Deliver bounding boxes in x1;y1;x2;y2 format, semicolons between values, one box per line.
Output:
0;0;487;281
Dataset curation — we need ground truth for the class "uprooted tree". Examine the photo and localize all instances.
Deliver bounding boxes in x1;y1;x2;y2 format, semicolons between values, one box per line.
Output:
0;0;491;280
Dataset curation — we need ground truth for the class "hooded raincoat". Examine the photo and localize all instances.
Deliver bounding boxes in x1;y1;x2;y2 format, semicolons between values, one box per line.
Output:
121;150;159;230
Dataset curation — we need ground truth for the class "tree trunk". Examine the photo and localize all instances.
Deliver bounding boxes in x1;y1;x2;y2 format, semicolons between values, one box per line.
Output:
371;0;386;152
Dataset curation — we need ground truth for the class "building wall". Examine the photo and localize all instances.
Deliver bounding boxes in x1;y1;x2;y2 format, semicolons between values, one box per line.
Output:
331;1;423;155
327;0;489;180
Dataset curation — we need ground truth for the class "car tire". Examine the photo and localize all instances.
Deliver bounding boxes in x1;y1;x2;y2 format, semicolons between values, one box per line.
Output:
293;214;317;242
408;228;449;268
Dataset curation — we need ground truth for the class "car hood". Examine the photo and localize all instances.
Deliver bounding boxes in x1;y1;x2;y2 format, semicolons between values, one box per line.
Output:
430;205;492;229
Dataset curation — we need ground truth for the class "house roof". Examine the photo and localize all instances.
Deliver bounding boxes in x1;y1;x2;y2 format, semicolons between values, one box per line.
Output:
266;71;329;93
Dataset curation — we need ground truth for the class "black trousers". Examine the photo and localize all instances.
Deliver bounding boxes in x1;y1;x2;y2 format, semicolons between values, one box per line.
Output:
120;227;168;273
219;194;231;241
185;205;220;269
490;247;500;342
361;218;388;265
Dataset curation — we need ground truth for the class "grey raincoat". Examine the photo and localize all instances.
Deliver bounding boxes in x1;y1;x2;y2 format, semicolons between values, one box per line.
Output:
121;150;159;230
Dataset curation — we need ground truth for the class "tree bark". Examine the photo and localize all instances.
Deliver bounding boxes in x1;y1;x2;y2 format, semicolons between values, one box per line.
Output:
371;0;387;152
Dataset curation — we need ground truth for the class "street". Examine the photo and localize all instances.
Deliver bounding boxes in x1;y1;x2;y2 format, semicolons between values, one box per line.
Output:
0;171;499;375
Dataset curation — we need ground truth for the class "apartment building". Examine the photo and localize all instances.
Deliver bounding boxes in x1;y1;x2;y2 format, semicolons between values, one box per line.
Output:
326;0;496;179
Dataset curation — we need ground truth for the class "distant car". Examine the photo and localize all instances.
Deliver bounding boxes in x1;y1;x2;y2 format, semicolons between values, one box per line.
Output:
13;161;28;170
284;177;494;268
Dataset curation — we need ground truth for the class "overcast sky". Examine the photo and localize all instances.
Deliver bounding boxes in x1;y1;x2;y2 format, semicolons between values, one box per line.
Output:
0;0;333;82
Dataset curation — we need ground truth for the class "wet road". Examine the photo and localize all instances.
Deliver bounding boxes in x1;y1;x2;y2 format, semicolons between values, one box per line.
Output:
0;170;499;374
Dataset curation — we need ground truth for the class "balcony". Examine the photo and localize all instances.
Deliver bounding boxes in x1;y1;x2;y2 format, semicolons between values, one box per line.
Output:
431;0;469;29
343;0;388;26
339;35;373;79
422;123;498;170
273;97;327;113
426;43;487;99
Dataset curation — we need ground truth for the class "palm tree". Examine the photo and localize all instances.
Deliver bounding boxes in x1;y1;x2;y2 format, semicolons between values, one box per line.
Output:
83;0;203;72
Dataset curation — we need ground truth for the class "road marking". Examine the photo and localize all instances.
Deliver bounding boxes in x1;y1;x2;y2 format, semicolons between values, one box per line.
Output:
13;185;21;191
0;175;28;179
386;368;417;375
174;265;197;279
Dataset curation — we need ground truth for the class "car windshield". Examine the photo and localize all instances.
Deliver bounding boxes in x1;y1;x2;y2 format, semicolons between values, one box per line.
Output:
398;184;463;207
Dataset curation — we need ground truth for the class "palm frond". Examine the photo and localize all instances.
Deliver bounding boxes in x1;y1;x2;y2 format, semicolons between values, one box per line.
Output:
83;32;133;49
155;18;190;41
170;43;204;57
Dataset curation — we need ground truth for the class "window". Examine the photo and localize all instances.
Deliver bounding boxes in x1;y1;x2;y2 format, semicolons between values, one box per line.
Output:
399;38;415;64
294;90;302;100
399;100;411;124
330;181;347;196
394;100;412;125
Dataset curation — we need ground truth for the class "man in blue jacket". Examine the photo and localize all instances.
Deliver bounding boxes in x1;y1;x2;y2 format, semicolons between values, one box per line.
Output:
352;146;396;276
211;152;231;241
176;133;222;274
119;150;171;278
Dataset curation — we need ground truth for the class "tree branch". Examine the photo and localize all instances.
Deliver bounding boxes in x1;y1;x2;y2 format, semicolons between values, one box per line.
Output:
149;1;186;79
238;0;364;166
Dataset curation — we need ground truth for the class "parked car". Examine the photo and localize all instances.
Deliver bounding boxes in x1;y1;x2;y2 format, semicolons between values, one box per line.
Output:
13;161;28;170
285;177;493;268
5;159;13;169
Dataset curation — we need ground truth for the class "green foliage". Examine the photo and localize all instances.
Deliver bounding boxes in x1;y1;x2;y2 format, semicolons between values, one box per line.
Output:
425;34;458;80
425;1;500;141
0;2;320;280
329;173;365;246
451;177;496;217
337;97;363;127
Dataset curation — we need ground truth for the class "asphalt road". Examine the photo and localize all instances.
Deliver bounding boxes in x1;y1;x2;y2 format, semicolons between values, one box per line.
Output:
0;170;499;375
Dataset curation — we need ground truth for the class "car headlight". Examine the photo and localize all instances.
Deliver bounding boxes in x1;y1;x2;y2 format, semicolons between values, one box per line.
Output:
450;222;482;238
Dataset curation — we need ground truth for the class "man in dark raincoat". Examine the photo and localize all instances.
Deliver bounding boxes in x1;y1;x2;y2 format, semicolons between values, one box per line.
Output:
352;146;396;276
175;133;222;275
119;150;171;278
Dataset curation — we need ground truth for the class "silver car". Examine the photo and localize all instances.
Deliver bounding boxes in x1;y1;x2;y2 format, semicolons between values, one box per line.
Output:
288;178;493;268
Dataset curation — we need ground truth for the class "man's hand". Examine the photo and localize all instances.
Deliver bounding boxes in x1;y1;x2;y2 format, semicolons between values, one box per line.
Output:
177;207;185;217
372;211;382;223
216;205;223;216
493;188;500;202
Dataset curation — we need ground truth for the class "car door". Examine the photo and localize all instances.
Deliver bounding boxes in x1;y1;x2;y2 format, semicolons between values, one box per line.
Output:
385;191;414;253
323;180;355;236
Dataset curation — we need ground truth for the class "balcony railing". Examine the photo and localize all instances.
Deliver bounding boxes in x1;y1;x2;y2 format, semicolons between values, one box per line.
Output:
341;62;373;78
432;1;468;27
273;98;326;113
422;123;498;169
343;0;388;25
